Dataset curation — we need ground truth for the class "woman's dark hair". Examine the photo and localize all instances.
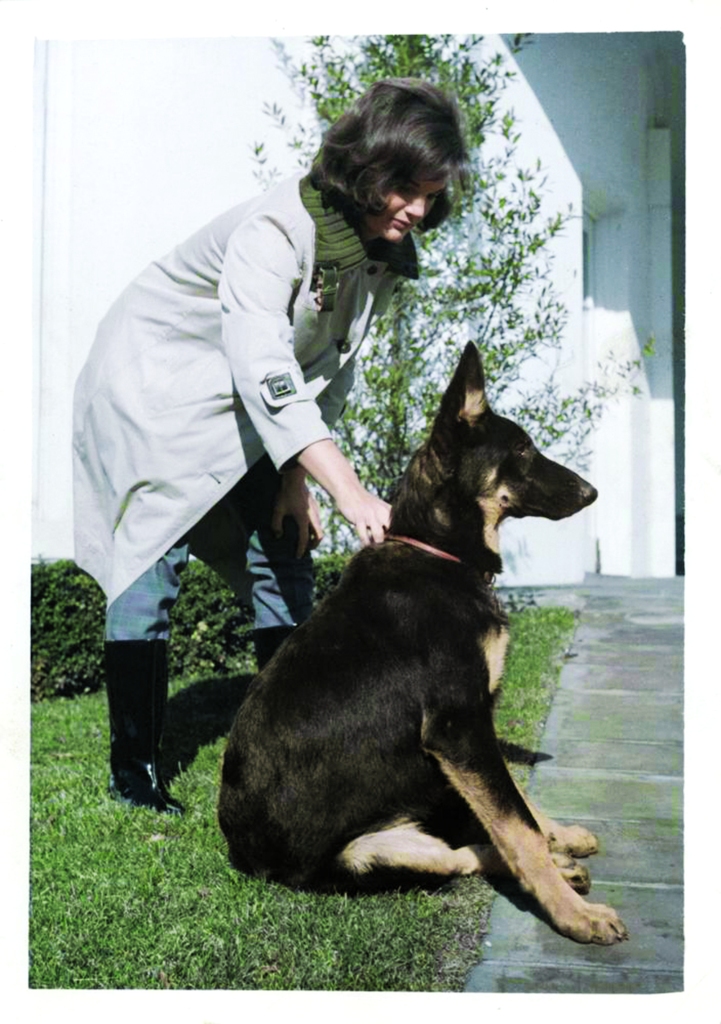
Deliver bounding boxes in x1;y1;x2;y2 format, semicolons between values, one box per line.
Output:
312;78;470;232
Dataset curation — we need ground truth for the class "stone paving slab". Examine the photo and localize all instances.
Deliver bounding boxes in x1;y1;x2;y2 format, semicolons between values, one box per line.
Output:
468;962;683;994
559;661;683;692
542;689;683;744
570;647;683;671
527;767;682;822
540;736;682;774
576;818;683;885
576;626;684;650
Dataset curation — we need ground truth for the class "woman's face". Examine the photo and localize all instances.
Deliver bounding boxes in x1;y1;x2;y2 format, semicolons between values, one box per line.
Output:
361;179;447;243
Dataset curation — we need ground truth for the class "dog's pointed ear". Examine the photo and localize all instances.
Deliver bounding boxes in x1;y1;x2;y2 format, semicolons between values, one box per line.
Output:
455;342;488;426
438;342;489;427
430;344;490;459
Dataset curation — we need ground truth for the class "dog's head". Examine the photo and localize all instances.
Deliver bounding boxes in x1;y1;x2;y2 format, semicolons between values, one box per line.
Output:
432;342;597;523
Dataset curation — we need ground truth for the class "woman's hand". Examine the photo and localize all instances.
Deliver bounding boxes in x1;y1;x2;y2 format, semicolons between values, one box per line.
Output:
295;439;391;547
270;465;325;557
333;488;391;547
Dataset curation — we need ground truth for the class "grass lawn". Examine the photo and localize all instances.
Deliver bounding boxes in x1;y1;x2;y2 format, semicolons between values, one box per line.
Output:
29;604;575;991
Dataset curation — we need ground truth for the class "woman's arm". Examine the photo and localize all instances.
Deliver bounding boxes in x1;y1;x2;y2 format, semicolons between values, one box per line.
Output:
271;439;389;556
295;438;391;547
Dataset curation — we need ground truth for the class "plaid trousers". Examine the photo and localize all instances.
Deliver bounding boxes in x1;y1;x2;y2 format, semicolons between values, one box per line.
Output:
105;456;314;641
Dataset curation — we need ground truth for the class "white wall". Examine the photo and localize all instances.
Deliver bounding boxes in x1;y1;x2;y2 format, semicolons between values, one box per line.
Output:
585;126;675;577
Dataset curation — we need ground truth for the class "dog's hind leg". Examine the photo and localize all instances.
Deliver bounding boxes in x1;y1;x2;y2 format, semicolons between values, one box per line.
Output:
548;852;591;894
336;819;498;881
451;839;590;894
515;788;599;858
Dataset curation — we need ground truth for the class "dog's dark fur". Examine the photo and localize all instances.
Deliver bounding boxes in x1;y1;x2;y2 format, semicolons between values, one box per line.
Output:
218;344;628;945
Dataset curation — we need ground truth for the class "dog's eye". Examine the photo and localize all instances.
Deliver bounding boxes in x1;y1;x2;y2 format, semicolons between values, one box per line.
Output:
516;442;533;457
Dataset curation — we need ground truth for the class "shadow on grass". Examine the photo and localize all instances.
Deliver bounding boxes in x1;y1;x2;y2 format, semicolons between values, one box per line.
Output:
162;673;254;779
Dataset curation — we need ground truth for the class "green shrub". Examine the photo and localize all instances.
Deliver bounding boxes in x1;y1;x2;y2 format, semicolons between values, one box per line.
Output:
31;551;352;701
31;560;107;702
311;550;350;600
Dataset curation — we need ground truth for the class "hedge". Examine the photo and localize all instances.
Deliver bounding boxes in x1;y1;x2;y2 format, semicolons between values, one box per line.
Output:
31;552;350;702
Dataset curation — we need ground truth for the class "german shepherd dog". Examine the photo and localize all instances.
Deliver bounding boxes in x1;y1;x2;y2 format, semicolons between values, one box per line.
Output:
218;343;628;945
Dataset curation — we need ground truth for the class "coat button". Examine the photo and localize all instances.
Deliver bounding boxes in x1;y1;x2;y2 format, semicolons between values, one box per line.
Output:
336;338;351;354
367;265;378;275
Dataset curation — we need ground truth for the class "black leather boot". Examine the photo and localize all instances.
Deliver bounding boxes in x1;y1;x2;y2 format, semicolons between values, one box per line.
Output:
105;639;184;815
252;625;296;671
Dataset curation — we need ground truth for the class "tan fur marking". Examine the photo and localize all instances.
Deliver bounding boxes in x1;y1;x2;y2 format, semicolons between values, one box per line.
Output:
459;388;487;425
482;627;509;695
479;487;512;552
337;819;486;877
423;750;628;944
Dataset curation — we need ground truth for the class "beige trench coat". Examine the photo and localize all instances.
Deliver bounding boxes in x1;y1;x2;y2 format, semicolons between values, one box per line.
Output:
73;172;419;604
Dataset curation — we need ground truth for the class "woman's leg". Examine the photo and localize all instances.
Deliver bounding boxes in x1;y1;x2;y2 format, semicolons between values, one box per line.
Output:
234;457;314;668
105;543;189;642
104;544;189;813
186;456;316;669
245;522;314;667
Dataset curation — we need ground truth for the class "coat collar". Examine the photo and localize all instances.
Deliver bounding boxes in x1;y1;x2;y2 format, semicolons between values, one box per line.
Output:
299;174;419;281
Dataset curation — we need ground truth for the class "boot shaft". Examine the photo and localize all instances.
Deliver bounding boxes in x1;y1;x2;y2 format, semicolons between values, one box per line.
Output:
105;639;168;761
104;639;182;814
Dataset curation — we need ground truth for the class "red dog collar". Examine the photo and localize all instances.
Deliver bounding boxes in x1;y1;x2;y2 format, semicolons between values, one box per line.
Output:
385;534;462;564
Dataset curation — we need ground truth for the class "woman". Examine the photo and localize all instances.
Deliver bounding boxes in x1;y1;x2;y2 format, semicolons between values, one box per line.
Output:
73;78;469;814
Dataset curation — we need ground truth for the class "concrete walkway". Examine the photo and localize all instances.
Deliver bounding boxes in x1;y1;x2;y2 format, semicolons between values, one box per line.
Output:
466;574;684;994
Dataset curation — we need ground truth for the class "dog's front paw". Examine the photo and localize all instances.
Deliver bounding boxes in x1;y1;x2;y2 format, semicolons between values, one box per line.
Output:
559;900;629;945
551;851;591;894
547;823;598;858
